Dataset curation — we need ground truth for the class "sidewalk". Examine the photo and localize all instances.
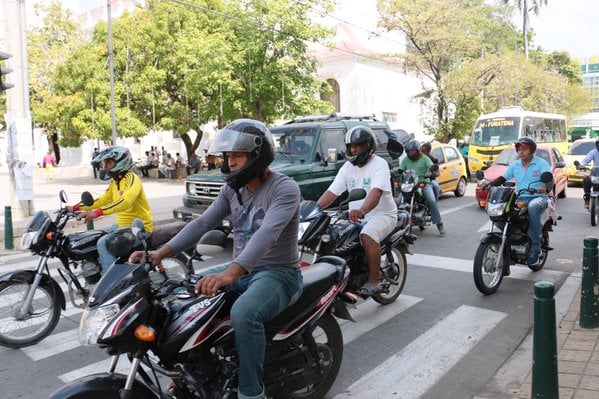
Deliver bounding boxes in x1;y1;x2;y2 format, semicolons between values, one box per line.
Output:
477;270;599;399
0;165;186;254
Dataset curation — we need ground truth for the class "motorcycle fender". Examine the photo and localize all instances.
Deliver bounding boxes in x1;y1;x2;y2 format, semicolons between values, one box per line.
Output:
48;373;157;399
0;270;66;310
478;233;502;246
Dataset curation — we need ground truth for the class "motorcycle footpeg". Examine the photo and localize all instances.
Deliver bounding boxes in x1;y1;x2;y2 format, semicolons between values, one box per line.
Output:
340;291;359;305
405;234;418;244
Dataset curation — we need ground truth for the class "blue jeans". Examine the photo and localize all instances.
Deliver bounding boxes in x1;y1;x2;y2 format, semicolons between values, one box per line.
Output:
520;196;548;253
431;180;441;201
422;184;442;225
201;265;303;399
97;224;150;272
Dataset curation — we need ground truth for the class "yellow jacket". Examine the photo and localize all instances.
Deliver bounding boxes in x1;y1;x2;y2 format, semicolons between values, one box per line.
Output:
79;171;154;233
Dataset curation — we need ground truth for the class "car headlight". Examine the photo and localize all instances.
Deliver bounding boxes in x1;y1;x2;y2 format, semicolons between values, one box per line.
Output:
486;202;507;217
298;221;311;241
401;182;414;192
79;304;120;345
469;157;480;164
21;231;38;249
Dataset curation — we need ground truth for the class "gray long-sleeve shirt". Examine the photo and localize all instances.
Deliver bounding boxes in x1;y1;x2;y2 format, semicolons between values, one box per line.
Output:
167;172;301;272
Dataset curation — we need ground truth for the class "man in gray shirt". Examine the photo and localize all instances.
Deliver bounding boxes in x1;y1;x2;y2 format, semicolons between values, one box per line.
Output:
129;119;302;399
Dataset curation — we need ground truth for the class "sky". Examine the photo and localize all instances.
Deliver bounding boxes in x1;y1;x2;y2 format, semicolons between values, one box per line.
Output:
522;0;599;59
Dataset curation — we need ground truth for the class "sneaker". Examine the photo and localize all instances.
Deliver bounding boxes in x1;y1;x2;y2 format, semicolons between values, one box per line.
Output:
527;252;541;267
436;223;446;235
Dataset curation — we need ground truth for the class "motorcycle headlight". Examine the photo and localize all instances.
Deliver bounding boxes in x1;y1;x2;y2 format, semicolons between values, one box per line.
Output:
401;182;414;192
21;231;39;249
298;221;311;242
486;202;507;217
591;176;599;185
79;304;120;345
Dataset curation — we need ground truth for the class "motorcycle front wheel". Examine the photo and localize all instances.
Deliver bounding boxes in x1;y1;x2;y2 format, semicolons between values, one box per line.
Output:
286;313;343;399
473;241;504;295
0;281;61;348
373;247;407;305
592;197;598;226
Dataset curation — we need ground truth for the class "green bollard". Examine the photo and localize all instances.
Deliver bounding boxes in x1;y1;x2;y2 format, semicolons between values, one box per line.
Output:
531;281;559;399
86;221;95;231
4;206;14;250
580;237;599;329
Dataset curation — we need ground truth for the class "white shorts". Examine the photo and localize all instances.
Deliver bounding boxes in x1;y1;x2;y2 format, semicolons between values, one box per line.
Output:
360;213;397;243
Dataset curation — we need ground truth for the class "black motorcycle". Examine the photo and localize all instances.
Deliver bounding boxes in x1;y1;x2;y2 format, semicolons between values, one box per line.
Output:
397;168;436;233
573;160;599;226
473;171;557;295
298;189;413;305
49;223;351;399
0;190;191;348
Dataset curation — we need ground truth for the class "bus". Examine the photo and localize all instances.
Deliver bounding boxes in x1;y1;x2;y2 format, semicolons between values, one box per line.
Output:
468;107;568;175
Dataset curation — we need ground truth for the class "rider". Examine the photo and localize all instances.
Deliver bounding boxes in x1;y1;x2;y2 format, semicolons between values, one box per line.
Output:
399;140;445;235
576;138;599;209
420;141;441;200
478;137;553;267
68;146;153;272
129;119;302;399
317;125;397;297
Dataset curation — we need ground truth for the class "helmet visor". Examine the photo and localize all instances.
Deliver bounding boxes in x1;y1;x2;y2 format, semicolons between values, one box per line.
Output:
209;129;263;155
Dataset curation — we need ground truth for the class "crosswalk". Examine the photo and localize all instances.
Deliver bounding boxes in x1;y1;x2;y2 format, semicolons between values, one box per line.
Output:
0;251;569;398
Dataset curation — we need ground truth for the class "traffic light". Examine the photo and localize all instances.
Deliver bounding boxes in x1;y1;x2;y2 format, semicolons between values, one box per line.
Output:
0;51;14;94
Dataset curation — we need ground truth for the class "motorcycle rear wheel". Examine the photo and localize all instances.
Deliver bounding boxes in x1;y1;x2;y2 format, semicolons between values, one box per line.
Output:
373;247;407;305
0;281;61;348
286;313;343;399
473;241;504;295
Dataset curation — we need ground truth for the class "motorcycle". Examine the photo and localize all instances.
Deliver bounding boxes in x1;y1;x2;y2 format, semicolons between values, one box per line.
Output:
396;167;437;233
298;188;413;305
0;190;191;348
49;222;352;399
573;160;599;226
473;171;557;295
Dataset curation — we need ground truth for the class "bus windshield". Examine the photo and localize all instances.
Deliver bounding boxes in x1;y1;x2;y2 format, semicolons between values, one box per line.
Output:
471;117;520;147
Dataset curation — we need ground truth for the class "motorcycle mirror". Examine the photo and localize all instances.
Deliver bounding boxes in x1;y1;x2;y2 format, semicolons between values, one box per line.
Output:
539;171;553;184
574;160;580;167
476;170;485;180
59;190;68;204
195;230;228;255
347;188;367;202
81;191;94;206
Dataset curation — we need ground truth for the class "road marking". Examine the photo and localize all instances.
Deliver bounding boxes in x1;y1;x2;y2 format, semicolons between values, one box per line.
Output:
440;201;477;215
333;305;506;399
21;328;80;361
408;253;566;283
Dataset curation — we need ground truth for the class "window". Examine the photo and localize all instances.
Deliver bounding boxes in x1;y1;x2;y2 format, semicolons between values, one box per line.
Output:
431;148;445;163
319;129;345;160
445;147;460;162
382;112;397;123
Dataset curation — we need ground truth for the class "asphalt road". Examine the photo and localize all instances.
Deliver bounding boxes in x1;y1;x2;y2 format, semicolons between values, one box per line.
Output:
0;181;592;399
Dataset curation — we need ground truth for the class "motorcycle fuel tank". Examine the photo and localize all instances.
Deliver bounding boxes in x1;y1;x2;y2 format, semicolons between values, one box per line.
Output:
62;230;106;260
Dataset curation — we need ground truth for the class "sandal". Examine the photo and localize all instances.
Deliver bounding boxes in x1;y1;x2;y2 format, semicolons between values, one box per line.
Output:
356;282;383;298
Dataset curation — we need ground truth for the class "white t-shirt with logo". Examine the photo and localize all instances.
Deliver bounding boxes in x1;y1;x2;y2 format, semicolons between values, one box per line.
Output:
328;155;397;220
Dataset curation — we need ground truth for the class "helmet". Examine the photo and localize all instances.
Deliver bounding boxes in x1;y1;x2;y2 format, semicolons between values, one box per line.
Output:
405;140;421;160
345;126;377;167
105;229;136;258
595;139;599;149
515;137;537;153
384;129;404;160
209;119;275;191
92;146;133;181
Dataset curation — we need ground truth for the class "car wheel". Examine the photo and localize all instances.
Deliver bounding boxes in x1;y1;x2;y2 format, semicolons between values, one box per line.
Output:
454;177;467;197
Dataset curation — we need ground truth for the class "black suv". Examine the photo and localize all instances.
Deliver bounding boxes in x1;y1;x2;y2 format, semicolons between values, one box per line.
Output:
173;113;409;228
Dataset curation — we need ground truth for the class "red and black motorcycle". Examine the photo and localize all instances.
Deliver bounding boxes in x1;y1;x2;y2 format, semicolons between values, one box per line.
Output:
49;223;351;399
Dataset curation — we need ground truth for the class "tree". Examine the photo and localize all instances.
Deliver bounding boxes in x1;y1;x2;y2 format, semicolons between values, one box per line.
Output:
504;0;548;59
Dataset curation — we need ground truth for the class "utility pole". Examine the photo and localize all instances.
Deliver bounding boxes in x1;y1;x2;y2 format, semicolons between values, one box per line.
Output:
3;0;34;219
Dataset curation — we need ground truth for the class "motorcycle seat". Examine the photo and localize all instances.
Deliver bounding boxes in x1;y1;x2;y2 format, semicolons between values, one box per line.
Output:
267;259;344;329
149;221;188;248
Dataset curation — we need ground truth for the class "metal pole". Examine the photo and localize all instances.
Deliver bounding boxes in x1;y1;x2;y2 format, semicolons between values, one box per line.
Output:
4;206;14;250
107;0;118;145
580;237;599;328
531;281;559;399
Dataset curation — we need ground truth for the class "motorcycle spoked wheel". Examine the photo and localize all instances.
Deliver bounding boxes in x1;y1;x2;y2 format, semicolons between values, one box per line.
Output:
284;313;343;399
592;197;598;226
0;281;61;348
473;241;505;295
373;247;407;305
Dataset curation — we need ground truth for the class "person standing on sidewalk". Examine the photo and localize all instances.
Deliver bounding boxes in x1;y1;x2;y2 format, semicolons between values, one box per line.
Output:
68;146;154;272
92;147;100;178
42;151;56;181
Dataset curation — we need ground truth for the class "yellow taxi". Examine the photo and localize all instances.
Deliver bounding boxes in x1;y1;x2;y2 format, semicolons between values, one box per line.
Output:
566;139;596;185
430;142;469;196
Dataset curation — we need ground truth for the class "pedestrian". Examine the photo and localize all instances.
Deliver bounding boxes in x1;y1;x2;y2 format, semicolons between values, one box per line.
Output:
92;147;100;178
188;152;201;174
42;151;56;181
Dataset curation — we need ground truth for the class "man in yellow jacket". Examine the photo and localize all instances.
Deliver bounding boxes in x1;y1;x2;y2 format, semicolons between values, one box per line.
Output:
69;146;153;271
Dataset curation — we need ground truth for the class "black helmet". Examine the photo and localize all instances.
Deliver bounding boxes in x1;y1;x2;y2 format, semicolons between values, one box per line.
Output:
384;129;404;160
405;140;421;160
345;126;377;167
92;146;133;181
209;119;275;191
105;229;136;258
595;139;599;149
515;137;537;153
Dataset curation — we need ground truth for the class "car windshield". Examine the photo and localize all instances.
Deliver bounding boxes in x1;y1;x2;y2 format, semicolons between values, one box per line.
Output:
271;128;316;161
568;141;596;156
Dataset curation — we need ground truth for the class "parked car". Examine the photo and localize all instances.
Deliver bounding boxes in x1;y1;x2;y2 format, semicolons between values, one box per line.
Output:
430;142;468;197
475;145;568;208
172;114;412;227
566;139;597;185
